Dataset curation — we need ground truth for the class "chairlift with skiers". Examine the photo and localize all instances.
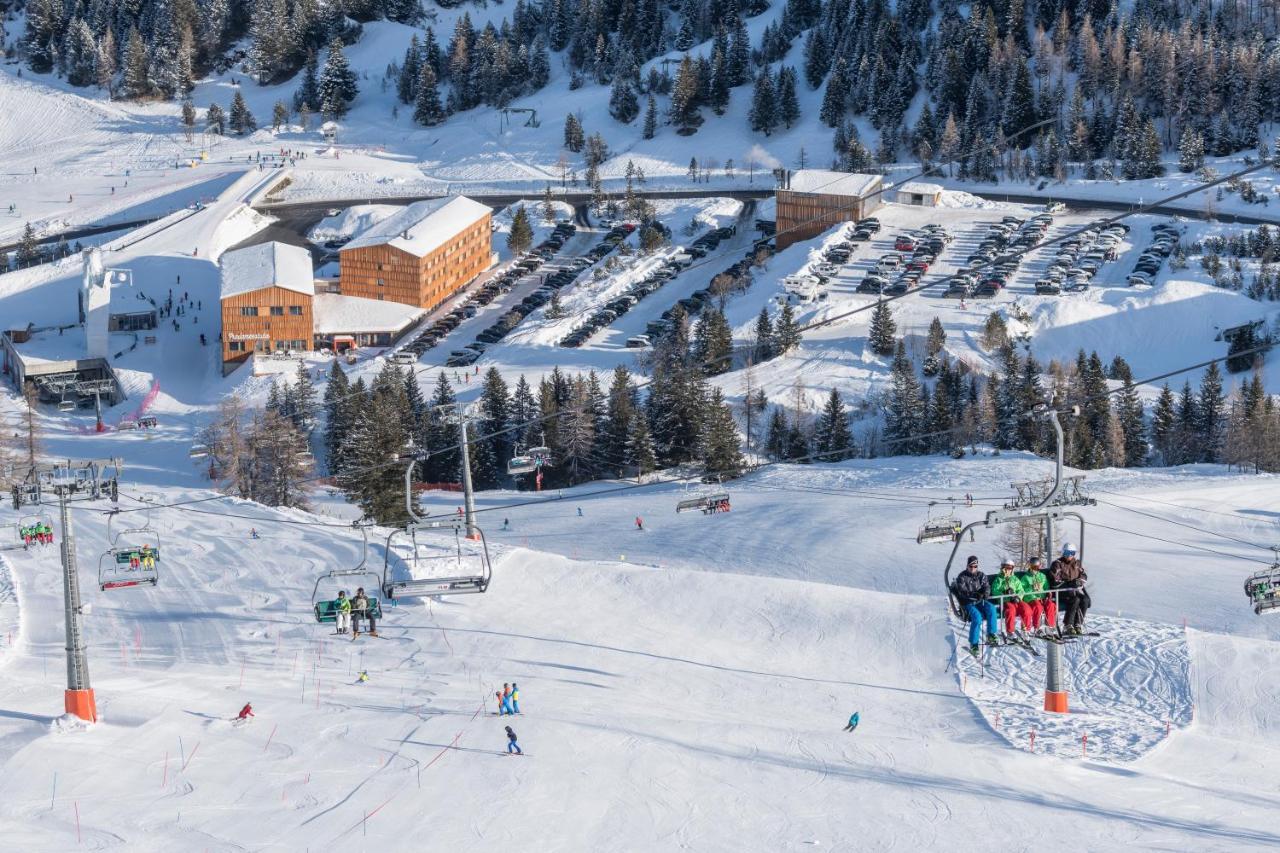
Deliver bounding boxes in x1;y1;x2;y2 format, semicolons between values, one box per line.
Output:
675;477;731;514
1244;549;1280;616
98;506;161;590
507;441;554;476
17;513;54;547
312;520;383;623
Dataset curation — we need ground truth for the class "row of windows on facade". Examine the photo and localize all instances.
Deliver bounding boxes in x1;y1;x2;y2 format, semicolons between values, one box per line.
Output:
238;305;305;316
227;338;308;353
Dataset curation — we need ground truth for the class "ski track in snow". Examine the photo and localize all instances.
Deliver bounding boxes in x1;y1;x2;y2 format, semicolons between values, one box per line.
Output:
955;614;1193;762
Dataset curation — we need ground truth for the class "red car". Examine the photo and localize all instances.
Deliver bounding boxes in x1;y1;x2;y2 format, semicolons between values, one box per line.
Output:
906;260;929;273
894;237;917;252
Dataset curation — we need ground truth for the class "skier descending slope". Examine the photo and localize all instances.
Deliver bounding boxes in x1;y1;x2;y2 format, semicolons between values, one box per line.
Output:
950;556;999;656
843;712;860;732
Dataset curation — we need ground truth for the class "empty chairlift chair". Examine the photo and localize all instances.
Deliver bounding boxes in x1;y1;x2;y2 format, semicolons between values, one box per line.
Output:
382;520;493;600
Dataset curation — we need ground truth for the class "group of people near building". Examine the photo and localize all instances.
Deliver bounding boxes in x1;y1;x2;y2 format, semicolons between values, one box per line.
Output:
330;588;378;637
949;543;1090;654
19;521;53;546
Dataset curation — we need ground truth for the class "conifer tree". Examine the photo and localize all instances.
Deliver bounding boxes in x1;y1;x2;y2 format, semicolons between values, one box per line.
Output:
507;205;534;255
272;101;290;131
774;303;801;353
669;55;703;135
1116;377;1146;466
749;67;778;135
318;38;358;119
1150;383;1177;465
14;224;39;267
424;373;460;482
814;388;852;461
642;94;658;139
229;91;257;135
627;406;657;476
609;75;640;124
923;316;947;376
294;50;320;112
397;36;421;104
206;103;226;135
752;308;775;362
702;388;745;478
1178;125;1205;173
884;340;925;454
413;64;445;126
323;362;354;475
777;66;801;129
765;406;789;459
868;301;896;356
1196;362;1226;462
121;27;150;99
564;113;585;152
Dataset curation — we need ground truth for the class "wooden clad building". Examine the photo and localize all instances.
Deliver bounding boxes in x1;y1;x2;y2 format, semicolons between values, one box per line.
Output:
774;170;884;250
219;241;315;372
339;196;494;310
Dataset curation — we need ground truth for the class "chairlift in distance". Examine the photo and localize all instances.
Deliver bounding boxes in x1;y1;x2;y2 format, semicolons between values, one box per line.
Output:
312;520;383;623
98;506;161;590
189;443;209;459
917;501;962;544
1244;548;1280;616
675;478;731;515
17;512;54;547
508;440;554;476
138;416;158;429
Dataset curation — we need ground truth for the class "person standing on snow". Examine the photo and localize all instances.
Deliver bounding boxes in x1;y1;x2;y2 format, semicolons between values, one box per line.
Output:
1050;544;1089;635
843;711;860;732
1019;556;1058;634
505;725;523;755
990;559;1031;637
334;590;352;635
496;690;506;715
511;683;520;714
635;516;643;531
950;556;999;655
501;683;514;716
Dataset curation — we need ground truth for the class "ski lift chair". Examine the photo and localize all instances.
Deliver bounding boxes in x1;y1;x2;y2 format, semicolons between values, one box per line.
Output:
381;521;493;600
17;512;54;546
139;416;158;429
917;502;961;544
312;522;382;622
99;510;161;590
189;443;209;459
1244;559;1280;616
507;454;537;476
528;447;554;467
675;481;732;514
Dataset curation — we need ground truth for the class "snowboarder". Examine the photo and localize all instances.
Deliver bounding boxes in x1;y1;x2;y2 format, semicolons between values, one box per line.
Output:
501;683;514;716
843;711;860;732
511;683;520;714
505;725;522;755
1019;556;1058;634
635;516;643;531
950;556;999;655
334;590;352;635
991;559;1031;637
1049;543;1089;635
351;587;377;637
237;702;254;720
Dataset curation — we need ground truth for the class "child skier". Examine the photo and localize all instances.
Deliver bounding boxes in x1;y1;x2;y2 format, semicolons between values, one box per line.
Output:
505;726;523;755
496;690;506;715
501;683;514;716
843;711;860;732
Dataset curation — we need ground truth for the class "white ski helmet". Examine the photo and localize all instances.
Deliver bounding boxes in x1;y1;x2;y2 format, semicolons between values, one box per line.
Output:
1061;542;1076;556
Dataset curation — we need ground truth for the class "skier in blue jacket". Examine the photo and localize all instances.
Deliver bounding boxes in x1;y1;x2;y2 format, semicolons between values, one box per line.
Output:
843;712;860;732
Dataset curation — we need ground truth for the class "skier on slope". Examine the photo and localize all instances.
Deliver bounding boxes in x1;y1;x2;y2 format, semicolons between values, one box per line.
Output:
237;702;254;720
950;556;999;656
501;683;514;716
843;711;860;732
505;725;523;755
1049;544;1089;636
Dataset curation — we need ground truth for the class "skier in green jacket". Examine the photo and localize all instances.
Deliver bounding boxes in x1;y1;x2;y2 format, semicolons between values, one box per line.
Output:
990;560;1031;637
1018;556;1058;634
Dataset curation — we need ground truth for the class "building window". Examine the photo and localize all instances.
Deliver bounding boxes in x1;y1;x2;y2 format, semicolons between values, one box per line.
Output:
377;294;384;300
377;278;385;286
289;306;303;316
240;307;258;317
269;306;284;316
229;341;245;352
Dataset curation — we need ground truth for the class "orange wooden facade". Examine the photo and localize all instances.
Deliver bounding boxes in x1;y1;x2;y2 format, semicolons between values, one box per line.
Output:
775;189;880;250
220;285;314;369
338;214;492;310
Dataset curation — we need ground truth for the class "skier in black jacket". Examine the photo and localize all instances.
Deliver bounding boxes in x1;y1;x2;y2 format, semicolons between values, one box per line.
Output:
950;555;1000;655
505;725;523;755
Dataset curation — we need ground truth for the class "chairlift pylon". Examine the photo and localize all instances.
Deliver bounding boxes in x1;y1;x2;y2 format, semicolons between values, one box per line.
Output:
312;520;383;623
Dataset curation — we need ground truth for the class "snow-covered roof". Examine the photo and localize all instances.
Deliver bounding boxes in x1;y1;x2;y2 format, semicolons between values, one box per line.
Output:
220;242;315;300
312;293;424;335
897;182;944;196
341;196;491;258
784;170;882;198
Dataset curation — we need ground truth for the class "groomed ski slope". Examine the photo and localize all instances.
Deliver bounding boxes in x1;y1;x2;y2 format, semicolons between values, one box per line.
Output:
0;458;1278;850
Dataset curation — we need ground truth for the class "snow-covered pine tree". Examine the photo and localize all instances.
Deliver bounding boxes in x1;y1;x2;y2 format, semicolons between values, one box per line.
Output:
669;55;703;135
318;38;358;119
642;94;658;139
323;362;354;475
884;340;926;455
1150;383;1177;465
229;91;256;135
424;373;461;482
868;300;896;356
702;388;745;478
1116;376;1146;467
292;360;318;435
564;113;585;152
294;50;320;113
1178;125;1205;172
777;66;800;128
609;75;640;124
627;405;657;477
477;367;511;486
206;103;226;135
1196;361;1226;462
121;27;150;99
752;307;774;362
